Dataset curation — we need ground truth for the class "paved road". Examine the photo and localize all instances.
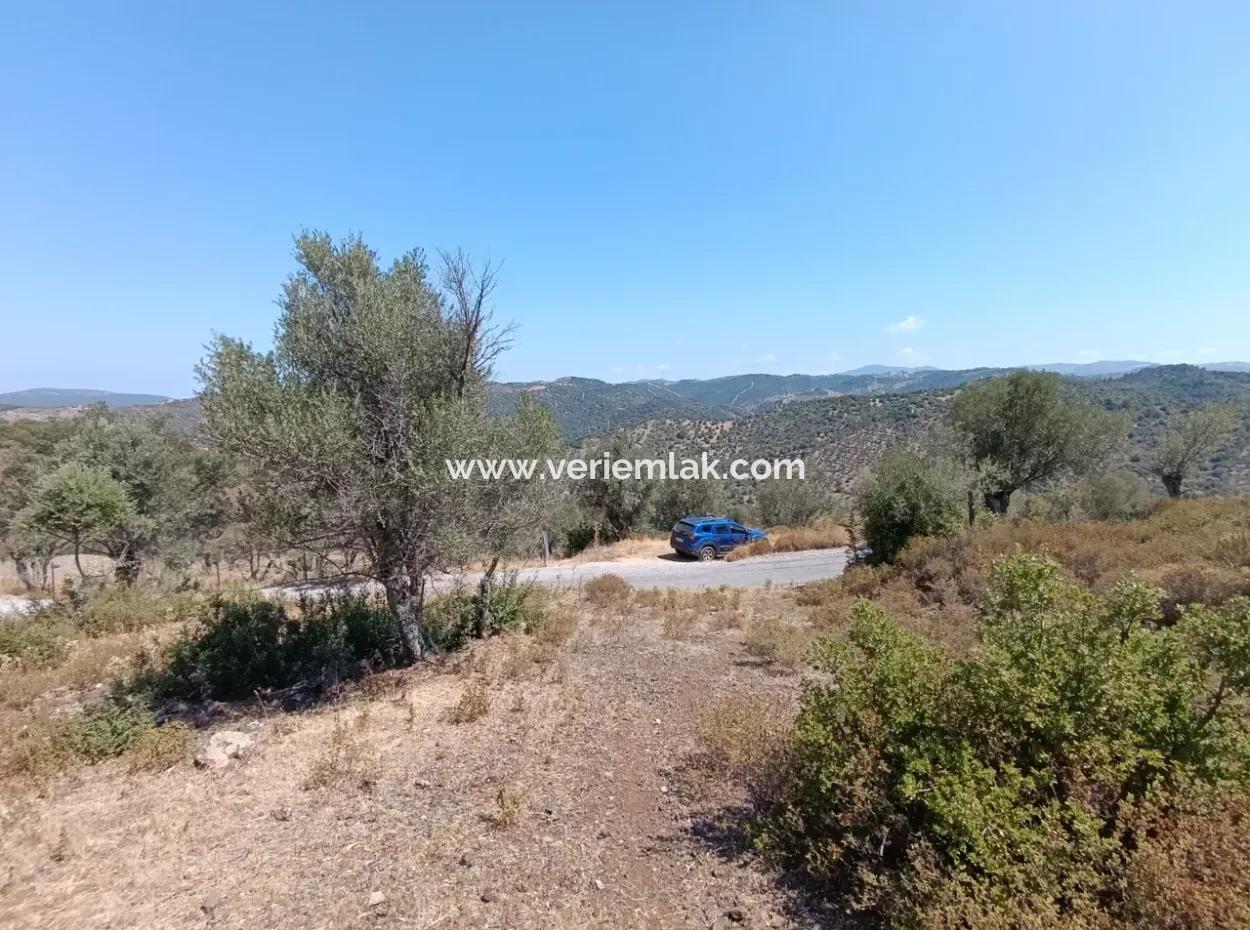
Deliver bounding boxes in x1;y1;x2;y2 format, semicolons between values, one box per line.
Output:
502;547;851;590
272;547;852;601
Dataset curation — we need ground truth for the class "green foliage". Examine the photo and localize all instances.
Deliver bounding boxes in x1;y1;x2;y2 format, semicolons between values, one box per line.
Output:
753;478;825;527
576;434;656;540
422;576;541;651
857;450;965;563
1153;404;1240;498
767;555;1250;926
17;462;138;570
199;232;553;660
58;408;226;580
650;477;726;529
163;593;401;700
0;619;68;669
951;370;1130;513
64;703;155;762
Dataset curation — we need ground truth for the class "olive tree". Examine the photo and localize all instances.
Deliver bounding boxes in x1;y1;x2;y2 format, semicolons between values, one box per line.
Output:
1152;404;1240;497
950;371;1128;516
59;409;226;583
198;232;551;661
0;419;75;589
18;462;139;577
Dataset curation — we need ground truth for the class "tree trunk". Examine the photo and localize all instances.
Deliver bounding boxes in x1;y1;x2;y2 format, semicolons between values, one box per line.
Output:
983;488;1012;516
966;490;977;527
383;570;426;664
476;556;500;639
14;558;35;592
1161;472;1183;498
114;549;142;586
73;539;85;578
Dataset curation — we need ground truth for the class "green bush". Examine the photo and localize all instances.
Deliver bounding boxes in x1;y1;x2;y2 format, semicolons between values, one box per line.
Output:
422;575;542;651
765;555;1250;927
163;593;401;700
0;619;68;669
857;450;965;563
65;703;154;762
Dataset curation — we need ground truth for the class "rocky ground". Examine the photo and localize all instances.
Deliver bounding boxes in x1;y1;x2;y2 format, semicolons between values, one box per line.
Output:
0;590;838;930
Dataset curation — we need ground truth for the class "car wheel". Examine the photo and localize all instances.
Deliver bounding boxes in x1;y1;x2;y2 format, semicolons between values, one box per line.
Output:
699;545;716;562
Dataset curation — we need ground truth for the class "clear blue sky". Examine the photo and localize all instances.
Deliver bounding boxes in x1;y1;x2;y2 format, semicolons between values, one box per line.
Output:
3;1;1249;396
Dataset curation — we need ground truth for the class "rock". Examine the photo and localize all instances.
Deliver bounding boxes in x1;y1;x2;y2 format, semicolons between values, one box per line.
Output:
414;778;432;789
367;891;386;907
271;807;291;822
726;906;748;922
460;851;476;867
480;887;500;903
591;878;605;891
193;730;256;769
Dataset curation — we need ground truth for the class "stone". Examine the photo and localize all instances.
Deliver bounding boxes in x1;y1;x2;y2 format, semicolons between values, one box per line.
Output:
193;730;256;769
460;851;476;867
367;891;386;908
480;887;500;903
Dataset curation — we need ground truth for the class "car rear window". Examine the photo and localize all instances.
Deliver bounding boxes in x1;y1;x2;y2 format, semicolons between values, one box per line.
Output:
674;521;696;533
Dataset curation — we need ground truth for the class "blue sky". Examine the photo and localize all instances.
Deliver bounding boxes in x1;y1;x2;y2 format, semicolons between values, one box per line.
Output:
2;1;1248;396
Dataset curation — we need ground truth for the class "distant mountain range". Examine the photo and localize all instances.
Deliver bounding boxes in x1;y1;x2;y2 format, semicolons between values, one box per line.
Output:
0;388;171;408
5;361;1250;444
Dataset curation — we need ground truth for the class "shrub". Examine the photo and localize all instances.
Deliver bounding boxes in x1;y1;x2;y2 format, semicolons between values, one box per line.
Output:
764;555;1250;927
163;593;401;701
0;619;68;670
422;575;543;651
754;479;826;527
857;450;965;564
447;680;490;724
725;522;853;561
583;573;632;608
65;702;155;762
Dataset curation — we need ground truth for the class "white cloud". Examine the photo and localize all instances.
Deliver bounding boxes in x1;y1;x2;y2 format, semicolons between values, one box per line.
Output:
653;363;672;372
755;353;778;363
886;315;924;333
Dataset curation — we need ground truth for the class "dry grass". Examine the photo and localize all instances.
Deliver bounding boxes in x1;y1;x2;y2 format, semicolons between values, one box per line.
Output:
796;497;1250;656
725;521;853;562
695;693;792;780
742;615;812;672
486;782;528;829
562;534;668;564
447;680;491;724
125;723;194;773
661;609;698;640
303;711;381;790
582;573;633;608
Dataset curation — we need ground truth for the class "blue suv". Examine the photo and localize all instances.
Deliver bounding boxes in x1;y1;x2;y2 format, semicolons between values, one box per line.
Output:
670;515;766;561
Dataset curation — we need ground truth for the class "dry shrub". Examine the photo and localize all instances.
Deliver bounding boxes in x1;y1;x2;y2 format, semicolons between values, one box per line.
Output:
447;680;490;724
487;782;528;829
1121;791;1250;930
743;616;811;672
662;609;698;640
126;722;194;772
304;712;380;790
528;604;578;647
695;694;791;783
582;573;632;608
725;523;853;561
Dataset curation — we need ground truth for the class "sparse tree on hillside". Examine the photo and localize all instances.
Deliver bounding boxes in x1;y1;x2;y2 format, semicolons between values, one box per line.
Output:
0;420;76;589
59;409;226;583
1152;404;1240;498
577;434;656;542
18;462;138;577
950;371;1128;516
650;477;726;529
198;232;550;661
754;478;826;527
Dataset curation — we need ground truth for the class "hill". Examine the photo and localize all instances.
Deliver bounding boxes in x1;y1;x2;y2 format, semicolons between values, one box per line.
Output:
628;366;1250;495
0;388;170;408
